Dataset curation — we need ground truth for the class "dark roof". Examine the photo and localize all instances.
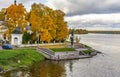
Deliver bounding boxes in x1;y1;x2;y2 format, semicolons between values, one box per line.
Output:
26;25;31;30
12;27;22;34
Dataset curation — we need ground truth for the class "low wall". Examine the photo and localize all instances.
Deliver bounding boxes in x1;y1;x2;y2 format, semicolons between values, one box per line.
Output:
54;51;80;60
19;43;65;47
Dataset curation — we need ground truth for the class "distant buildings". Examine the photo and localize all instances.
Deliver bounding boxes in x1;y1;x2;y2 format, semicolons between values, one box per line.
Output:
0;7;8;42
0;21;8;40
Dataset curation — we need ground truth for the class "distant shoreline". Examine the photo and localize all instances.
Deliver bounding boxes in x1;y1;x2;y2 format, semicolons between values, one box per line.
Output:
88;30;120;34
69;29;120;34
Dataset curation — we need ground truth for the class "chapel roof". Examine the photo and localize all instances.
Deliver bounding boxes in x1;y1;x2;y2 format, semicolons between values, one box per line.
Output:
12;27;22;34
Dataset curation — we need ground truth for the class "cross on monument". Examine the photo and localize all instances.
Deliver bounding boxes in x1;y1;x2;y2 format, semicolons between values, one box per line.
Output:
14;0;17;5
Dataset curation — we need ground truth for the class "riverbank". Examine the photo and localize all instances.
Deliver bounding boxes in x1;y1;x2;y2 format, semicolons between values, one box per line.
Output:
0;43;100;74
0;48;45;74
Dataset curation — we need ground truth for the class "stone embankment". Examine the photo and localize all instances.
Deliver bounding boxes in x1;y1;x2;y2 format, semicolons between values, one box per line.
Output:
36;44;100;60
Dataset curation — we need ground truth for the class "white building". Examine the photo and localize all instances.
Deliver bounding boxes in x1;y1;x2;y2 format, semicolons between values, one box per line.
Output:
11;27;23;45
0;21;8;41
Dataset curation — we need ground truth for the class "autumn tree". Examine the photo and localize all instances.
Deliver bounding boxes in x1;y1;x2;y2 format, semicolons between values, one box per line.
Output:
44;7;58;42
29;3;54;42
0;8;6;21
29;3;68;43
29;3;43;42
55;10;69;41
30;62;65;77
6;3;27;34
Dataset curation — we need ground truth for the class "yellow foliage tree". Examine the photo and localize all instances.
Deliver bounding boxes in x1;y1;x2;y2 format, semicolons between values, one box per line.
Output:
41;30;52;42
29;3;68;43
6;3;27;33
55;10;69;41
0;8;5;21
29;3;54;42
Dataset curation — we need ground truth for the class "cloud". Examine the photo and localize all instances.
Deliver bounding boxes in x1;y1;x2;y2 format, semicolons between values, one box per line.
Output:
47;0;120;16
0;0;13;9
0;0;120;30
46;0;120;30
65;13;120;30
65;13;120;24
0;0;43;11
19;0;33;3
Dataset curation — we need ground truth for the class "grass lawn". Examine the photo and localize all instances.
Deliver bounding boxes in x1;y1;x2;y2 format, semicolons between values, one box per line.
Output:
0;48;45;70
50;48;75;52
83;49;94;54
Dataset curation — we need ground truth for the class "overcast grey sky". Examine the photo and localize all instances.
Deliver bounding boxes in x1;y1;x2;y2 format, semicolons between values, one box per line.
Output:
0;0;120;30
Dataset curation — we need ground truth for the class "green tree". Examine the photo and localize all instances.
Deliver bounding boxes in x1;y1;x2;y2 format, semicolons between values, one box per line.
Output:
22;31;33;44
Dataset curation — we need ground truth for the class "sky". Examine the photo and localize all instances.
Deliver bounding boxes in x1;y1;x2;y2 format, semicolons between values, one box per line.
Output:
0;0;120;30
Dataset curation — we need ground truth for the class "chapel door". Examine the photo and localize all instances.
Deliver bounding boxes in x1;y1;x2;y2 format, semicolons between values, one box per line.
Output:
14;37;18;45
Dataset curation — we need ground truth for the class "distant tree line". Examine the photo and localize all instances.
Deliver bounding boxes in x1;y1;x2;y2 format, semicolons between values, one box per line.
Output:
88;30;120;34
69;29;88;34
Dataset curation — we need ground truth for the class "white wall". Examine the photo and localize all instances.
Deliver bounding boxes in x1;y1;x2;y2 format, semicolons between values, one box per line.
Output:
11;34;23;45
54;51;79;59
0;33;4;40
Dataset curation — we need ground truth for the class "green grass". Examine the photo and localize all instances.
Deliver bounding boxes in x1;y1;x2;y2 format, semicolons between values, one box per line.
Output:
0;48;45;70
50;48;75;52
83;49;94;54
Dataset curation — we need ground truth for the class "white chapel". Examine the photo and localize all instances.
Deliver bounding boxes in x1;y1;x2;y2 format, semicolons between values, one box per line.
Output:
11;27;23;45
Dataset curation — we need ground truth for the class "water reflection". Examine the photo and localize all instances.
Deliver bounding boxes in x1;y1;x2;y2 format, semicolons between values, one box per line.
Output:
30;61;65;77
2;70;30;77
1;61;66;77
69;61;73;72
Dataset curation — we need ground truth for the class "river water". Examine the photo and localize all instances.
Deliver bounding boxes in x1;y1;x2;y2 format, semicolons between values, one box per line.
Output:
1;34;120;77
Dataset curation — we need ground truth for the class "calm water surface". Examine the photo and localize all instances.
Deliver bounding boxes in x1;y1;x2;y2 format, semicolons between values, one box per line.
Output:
1;34;120;77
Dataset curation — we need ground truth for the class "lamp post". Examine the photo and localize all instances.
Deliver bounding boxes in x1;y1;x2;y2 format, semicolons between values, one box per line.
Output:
36;33;39;47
